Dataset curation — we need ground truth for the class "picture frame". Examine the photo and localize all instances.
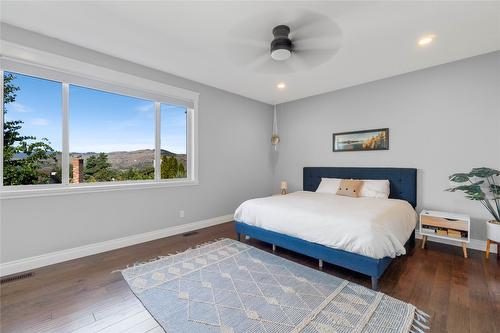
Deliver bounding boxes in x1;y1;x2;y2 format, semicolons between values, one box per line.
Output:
333;128;389;152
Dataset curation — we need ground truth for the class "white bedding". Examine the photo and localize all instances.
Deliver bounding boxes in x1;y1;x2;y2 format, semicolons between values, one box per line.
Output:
234;191;417;259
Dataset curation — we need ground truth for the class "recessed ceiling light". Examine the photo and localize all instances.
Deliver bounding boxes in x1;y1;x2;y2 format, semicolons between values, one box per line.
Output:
277;82;286;89
418;34;436;46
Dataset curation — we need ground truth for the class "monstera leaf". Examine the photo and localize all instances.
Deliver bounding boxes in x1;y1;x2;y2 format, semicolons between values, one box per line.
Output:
447;181;485;200
449;173;471;183
491;184;500;198
447;168;500;221
468;167;500;178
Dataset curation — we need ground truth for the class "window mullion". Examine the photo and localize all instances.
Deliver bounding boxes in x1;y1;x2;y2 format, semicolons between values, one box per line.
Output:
0;69;4;188
61;83;70;185
187;108;193;180
154;101;161;182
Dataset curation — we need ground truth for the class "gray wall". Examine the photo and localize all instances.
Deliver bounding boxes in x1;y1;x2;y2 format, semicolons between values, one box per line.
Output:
0;25;274;263
1;24;498;264
273;51;500;240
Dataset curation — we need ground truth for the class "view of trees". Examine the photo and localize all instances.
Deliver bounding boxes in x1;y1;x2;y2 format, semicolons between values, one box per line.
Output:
3;72;187;186
3;72;58;185
161;155;186;179
84;153;113;182
75;152;155;182
72;153;185;183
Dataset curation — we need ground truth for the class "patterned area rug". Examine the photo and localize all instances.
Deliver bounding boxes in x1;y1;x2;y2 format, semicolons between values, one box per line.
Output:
121;238;429;333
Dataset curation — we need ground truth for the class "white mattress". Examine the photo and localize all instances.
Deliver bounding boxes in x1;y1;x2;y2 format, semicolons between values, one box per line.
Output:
234;191;417;259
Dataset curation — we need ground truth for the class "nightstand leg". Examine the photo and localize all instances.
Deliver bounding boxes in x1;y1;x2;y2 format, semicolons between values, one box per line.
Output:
462;242;467;258
486;239;491;258
421;235;427;249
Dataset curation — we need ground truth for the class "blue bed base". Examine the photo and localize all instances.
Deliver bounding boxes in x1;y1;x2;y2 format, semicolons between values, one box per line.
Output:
235;167;417;290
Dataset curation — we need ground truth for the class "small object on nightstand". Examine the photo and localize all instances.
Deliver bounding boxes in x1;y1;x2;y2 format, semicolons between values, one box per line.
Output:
436;229;448;236
420;210;470;258
280;181;288;195
447;229;462;238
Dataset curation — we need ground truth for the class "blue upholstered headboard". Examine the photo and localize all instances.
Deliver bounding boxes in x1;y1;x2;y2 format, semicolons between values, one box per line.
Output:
303;167;417;208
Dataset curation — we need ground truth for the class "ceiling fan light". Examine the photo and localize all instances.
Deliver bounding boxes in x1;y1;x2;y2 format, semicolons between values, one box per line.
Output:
271;48;291;61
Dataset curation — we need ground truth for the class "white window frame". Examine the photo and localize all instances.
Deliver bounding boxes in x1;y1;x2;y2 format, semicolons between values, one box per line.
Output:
0;42;199;199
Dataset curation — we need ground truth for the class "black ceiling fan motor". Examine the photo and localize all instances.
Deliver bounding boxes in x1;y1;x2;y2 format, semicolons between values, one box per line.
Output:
270;25;292;54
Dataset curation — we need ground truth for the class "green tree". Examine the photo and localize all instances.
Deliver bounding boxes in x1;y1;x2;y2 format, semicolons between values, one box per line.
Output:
3;73;57;185
160;155;186;179
139;166;155;180
117;166;154;181
177;162;186;178
161;155;177;179
84;153;114;182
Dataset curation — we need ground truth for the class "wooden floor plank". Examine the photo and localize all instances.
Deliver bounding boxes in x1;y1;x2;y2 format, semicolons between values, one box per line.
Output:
467;251;498;333
146;326;165;333
446;253;471;333
71;300;145;333
96;310;152;333
1;222;498;333
121;317;160;333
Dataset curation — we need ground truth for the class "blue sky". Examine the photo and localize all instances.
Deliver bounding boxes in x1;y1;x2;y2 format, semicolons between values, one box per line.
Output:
4;71;187;154
4;72;63;150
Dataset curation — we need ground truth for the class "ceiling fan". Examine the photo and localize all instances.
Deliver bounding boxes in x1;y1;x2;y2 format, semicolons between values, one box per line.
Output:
270;24;293;61
226;10;342;73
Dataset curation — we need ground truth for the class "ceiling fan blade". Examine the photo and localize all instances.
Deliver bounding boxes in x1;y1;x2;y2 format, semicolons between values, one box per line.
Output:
292;18;343;44
227;10;281;43
225;41;268;66
291;48;340;70
287;9;332;33
293;35;342;52
290;33;342;70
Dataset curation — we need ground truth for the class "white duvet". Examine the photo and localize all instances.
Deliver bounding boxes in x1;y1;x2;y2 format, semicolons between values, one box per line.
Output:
234;191;417;259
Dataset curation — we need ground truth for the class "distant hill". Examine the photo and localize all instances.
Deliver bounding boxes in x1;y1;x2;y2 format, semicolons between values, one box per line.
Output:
14;149;186;171
70;149;186;170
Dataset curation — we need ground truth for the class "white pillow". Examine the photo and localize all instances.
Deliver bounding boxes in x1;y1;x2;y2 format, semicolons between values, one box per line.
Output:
360;179;390;199
316;178;342;194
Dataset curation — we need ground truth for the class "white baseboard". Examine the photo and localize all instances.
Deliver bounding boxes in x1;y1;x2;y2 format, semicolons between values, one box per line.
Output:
1;220;494;278
0;214;233;277
415;231;497;254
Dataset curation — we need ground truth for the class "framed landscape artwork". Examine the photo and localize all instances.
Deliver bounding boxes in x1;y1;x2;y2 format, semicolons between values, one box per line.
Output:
333;128;389;152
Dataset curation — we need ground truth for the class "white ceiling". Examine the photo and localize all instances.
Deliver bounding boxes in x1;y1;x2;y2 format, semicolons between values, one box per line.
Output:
1;1;499;105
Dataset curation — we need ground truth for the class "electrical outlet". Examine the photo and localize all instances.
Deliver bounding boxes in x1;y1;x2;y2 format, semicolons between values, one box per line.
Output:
179;210;185;218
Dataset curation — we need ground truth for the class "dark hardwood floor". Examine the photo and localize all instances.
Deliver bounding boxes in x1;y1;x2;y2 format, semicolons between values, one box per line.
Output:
1;222;499;333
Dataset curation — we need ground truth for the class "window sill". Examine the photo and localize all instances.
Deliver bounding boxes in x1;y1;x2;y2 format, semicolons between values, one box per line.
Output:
0;179;199;199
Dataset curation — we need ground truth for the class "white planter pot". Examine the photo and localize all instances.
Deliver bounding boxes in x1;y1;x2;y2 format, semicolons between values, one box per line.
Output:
486;220;500;242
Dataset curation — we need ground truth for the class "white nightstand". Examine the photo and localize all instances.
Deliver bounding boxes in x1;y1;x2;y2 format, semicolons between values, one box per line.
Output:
420;210;470;258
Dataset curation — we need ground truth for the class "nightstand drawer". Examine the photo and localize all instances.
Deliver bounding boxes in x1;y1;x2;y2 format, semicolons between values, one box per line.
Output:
421;215;468;231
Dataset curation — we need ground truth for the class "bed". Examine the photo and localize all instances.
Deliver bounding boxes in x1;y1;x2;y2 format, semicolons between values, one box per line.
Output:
234;167;417;290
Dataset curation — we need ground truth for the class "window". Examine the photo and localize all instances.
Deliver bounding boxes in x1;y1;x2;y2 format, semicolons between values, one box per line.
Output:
160;103;187;179
2;71;62;185
1;63;198;194
69;85;155;183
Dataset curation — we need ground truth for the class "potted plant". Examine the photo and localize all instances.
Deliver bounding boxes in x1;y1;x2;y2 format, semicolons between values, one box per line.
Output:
447;167;500;244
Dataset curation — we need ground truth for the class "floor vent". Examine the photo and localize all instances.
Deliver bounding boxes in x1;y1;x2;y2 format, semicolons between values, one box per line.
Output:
1;272;34;285
182;231;199;237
